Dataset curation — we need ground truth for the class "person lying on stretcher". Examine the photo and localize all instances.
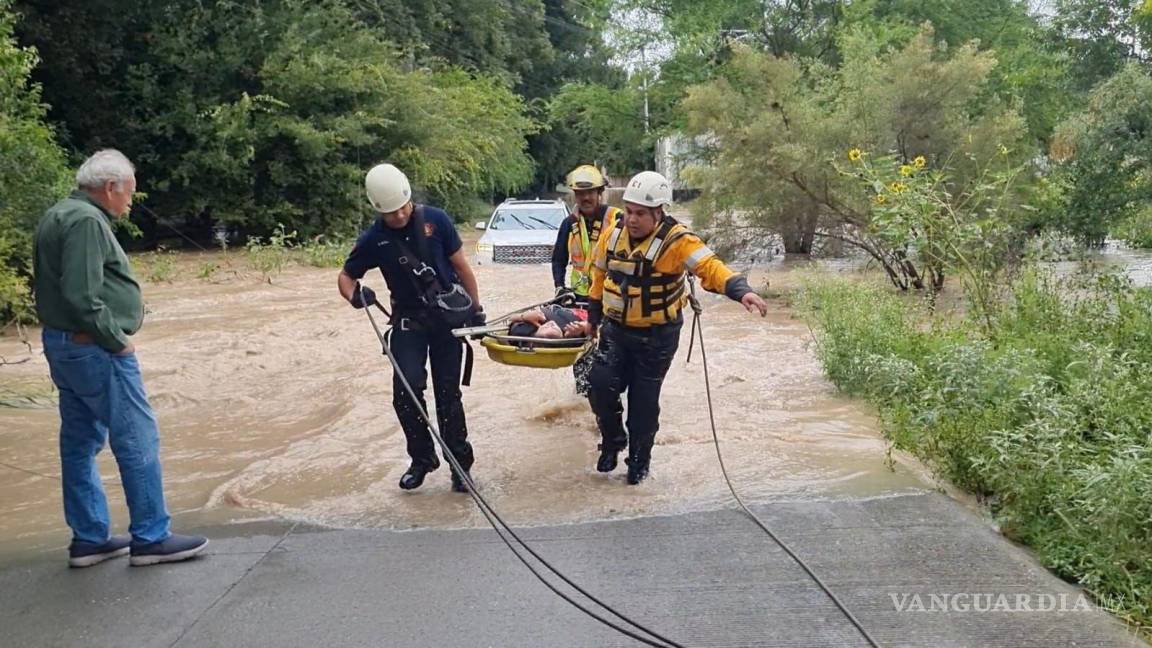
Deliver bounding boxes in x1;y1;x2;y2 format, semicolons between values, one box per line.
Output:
508;304;591;339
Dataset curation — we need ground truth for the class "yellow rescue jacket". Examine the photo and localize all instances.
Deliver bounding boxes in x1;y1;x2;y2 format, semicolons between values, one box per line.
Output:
567;206;621;296
589;217;736;327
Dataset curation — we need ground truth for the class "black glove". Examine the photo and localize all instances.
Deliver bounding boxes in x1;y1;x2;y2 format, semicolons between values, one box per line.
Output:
554;286;576;306
586;299;603;330
350;283;377;309
467;309;487;340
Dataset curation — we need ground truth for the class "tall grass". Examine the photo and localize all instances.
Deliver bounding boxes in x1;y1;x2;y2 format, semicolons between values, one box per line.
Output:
244;225;352;281
298;235;350;268
798;270;1152;632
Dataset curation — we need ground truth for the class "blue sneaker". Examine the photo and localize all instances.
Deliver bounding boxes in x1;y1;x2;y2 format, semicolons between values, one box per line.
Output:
129;534;209;566
69;534;131;568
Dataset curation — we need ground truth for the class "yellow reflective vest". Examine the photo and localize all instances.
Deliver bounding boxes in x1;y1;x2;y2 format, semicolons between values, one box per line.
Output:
589;217;736;327
567;206;621;296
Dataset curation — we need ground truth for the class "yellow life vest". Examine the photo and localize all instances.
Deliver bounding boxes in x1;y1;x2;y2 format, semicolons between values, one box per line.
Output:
600;217;691;327
567;206;620;296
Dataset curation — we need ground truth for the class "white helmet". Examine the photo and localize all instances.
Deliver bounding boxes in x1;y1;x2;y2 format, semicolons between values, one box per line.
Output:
622;171;673;208
365;163;412;213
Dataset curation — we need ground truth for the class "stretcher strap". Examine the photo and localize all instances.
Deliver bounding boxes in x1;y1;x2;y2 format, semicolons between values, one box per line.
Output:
462;339;474;387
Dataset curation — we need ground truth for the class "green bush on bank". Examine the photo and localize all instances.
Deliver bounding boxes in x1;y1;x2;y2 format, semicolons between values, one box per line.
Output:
1115;207;1152;250
0;3;70;325
798;271;1152;631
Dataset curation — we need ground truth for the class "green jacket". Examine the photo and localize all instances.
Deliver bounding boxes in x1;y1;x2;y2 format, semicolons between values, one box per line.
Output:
33;191;143;352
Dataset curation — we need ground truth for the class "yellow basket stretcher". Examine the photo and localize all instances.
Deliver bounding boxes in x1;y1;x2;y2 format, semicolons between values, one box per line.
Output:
451;296;591;369
478;332;590;369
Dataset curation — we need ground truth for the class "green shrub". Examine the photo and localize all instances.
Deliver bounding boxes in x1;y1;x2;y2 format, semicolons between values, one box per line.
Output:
1114;207;1152;249
0;4;71;325
0;264;33;324
140;250;178;283
800;271;1152;631
245;224;296;282
298;235;350;269
196;261;220;280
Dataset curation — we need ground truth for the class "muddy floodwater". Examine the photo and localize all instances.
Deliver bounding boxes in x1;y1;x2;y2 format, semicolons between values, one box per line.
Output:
0;236;940;558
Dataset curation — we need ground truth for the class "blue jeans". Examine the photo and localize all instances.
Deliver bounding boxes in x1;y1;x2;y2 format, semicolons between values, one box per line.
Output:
42;328;171;545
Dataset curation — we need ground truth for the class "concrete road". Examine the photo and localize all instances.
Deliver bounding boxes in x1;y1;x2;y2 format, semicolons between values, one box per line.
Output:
1;493;1144;648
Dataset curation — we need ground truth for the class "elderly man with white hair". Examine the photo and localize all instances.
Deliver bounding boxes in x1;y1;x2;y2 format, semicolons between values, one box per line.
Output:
33;149;208;567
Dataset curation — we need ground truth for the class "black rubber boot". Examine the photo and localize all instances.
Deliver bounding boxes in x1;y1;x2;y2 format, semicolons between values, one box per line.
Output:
625;456;649;485
596;445;619;473
399;457;440;490
450;468;471;493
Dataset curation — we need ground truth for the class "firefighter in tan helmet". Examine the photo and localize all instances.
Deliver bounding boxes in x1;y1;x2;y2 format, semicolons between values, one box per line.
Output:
551;164;622;302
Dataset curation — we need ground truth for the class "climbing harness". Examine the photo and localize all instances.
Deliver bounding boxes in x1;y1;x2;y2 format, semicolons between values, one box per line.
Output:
387;205;476;329
358;284;686;648
370;298;476;388
685;277;882;648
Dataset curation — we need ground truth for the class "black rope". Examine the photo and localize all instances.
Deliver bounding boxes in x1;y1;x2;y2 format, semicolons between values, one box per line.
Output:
685;279;881;648
359;287;685;648
134;204;210;252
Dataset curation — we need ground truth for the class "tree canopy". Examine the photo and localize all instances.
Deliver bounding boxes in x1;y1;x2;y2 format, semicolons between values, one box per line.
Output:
2;0;1152;312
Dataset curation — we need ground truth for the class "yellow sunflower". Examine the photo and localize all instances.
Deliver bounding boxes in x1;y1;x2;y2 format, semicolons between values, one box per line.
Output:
899;165;914;177
890;181;907;193
848;148;863;162
873;194;887;205
913;156;926;168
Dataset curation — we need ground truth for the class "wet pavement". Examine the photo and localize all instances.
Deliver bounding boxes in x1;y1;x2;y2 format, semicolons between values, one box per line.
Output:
0;495;1143;648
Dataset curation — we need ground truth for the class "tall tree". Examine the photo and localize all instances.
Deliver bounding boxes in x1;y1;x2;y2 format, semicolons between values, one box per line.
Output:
614;0;1072;144
349;0;554;87
14;0;539;240
842;0;1074;144
1051;64;1152;245
547;81;648;175
1053;0;1150;91
0;0;69;321
349;0;623;192
683;28;1030;268
13;0;161;153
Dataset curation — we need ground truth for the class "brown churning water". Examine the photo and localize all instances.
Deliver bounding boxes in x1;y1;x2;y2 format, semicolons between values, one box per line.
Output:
0;239;935;556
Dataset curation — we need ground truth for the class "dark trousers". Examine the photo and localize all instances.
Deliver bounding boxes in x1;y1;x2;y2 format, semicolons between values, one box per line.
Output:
588;320;682;466
389;323;473;472
573;350;595;396
571;296;594;396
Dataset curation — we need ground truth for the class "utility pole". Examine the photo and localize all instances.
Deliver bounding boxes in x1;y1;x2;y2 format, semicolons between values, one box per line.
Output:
640;44;651;134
